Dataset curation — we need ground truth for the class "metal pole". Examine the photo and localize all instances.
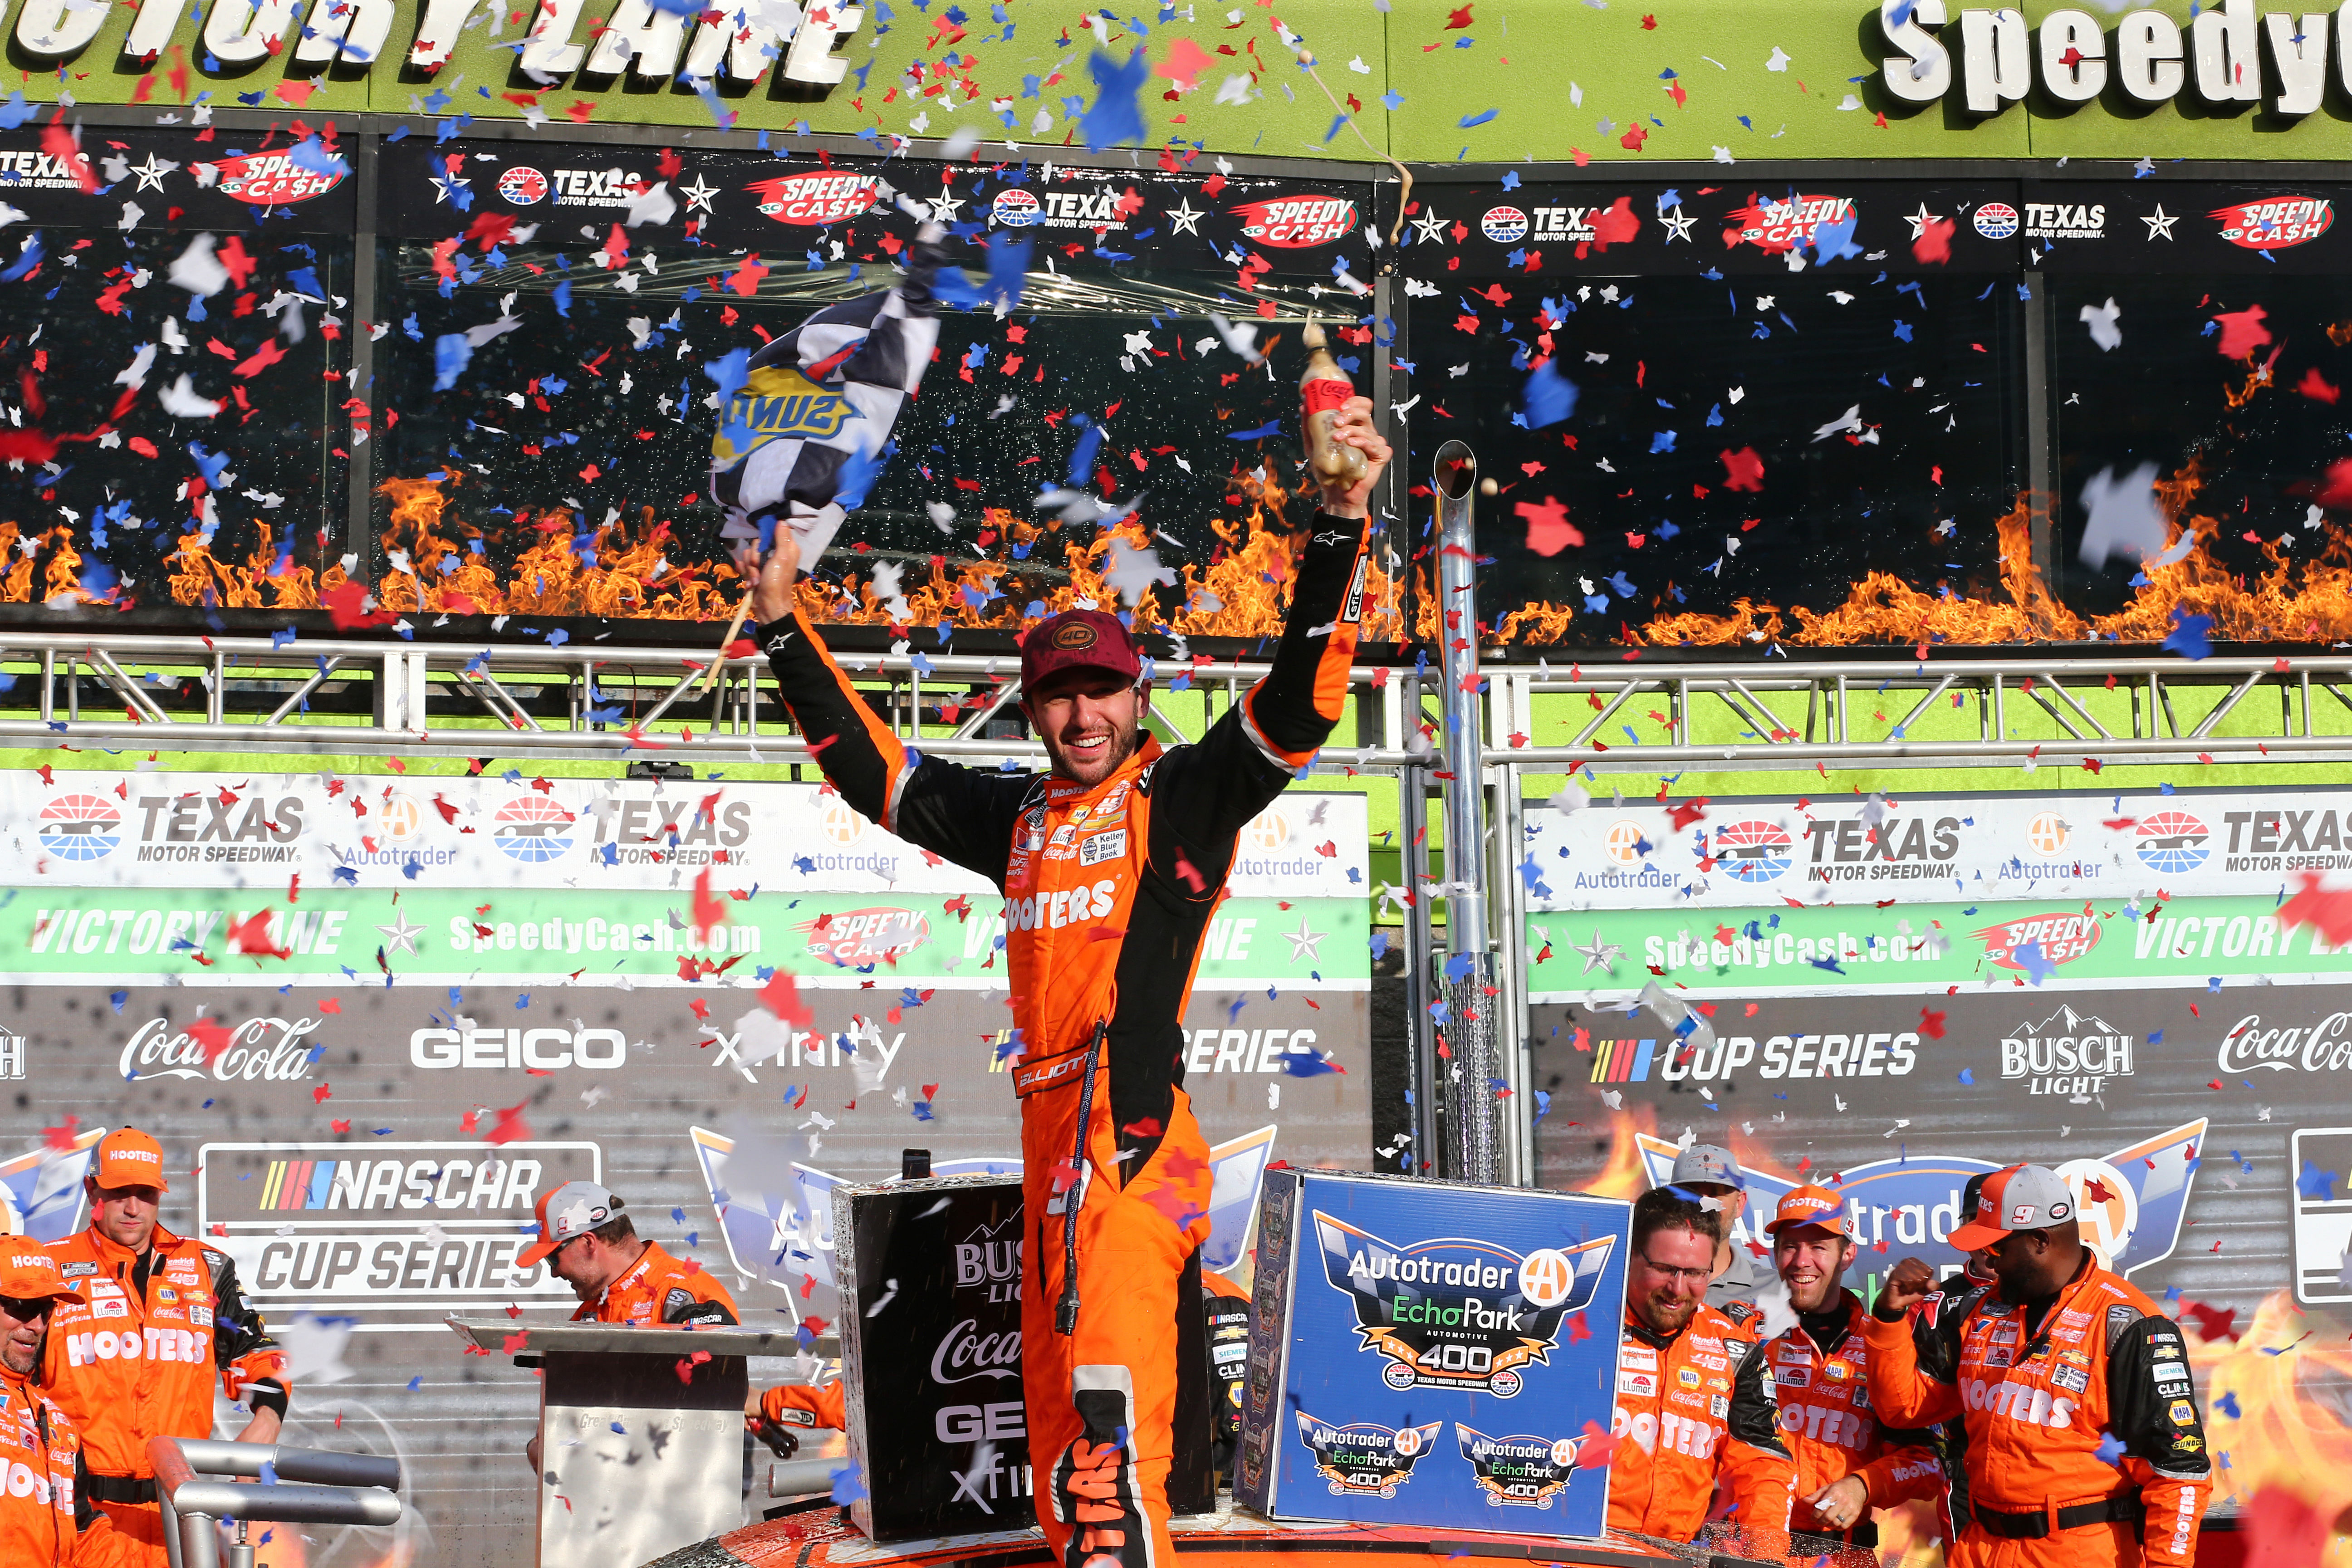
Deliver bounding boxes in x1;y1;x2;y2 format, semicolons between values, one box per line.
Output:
1431;440;1499;1186
1398;749;1440;1177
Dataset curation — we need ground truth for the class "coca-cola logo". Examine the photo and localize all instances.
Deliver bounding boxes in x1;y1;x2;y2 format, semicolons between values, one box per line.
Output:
928;1317;1021;1386
1229;195;1359;249
120;1016;320;1083
2218;1011;2352;1074
214;153;345;207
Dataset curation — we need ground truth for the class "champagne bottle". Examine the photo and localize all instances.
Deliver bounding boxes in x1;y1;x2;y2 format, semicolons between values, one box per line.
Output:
1299;319;1366;487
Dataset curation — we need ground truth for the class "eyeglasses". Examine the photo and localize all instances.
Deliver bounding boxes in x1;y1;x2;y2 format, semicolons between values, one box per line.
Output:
0;1296;56;1322
1636;1255;1715;1286
546;1233;585;1265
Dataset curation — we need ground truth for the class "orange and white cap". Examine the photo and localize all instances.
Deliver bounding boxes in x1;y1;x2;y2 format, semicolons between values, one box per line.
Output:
0;1247;84;1304
93;1127;169;1193
1947;1163;2075;1251
1764;1183;1852;1237
516;1181;622;1268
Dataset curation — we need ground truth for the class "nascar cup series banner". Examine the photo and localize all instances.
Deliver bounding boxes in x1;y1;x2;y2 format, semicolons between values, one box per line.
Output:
1528;785;2352;1539
0;767;1371;1568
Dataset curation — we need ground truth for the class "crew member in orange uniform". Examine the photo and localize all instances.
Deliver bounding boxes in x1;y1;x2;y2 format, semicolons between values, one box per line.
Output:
749;394;1385;1568
1607;1186;1794;1542
1738;1185;1943;1545
1865;1164;2211;1568
1;1249;141;1566
41;1128;287;1565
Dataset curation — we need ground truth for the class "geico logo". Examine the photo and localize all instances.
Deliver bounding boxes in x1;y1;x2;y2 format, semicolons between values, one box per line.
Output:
1779;1402;1875;1449
1611;1407;1715;1456
5;1460;52;1503
65;1327;205;1365
1005;879;1117;932
447;916;761;957
1651;1032;1920;1082
412;1028;625;1070
1184;1027;1318;1074
936;1402;1026;1442
1960;1377;2076;1428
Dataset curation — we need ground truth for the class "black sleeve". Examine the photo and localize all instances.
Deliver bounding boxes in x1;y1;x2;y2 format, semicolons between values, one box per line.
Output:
760;608;1033;887
207;1251;279;1370
1901;1284;1978;1384
1727;1339;1792;1457
1143;512;1369;864
2106;1312;2210;1480
662;1285;739;1328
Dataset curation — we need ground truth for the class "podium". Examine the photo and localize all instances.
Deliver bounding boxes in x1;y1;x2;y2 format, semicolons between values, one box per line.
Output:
447;1319;840;1568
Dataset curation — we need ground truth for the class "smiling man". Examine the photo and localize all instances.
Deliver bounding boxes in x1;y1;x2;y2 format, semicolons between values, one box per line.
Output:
749;394;1385;1568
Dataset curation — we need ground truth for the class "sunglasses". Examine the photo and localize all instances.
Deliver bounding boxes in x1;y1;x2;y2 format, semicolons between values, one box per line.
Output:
0;1295;57;1321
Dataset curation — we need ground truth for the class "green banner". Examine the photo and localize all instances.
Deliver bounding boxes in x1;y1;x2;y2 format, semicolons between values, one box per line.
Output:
1528;895;2347;998
5;888;1366;985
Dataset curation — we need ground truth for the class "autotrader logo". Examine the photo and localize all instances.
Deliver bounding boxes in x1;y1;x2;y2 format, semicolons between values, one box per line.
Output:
494;794;575;863
39;794;122;862
2136;811;2210;875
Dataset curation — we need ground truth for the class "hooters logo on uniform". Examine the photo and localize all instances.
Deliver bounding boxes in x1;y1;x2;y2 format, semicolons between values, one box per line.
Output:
1229;195;1359;248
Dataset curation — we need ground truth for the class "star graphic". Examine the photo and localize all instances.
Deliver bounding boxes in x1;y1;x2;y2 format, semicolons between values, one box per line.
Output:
1573;930;1623;975
431;170;471;206
1166;197;1204;235
926;190;965;224
1411;211;1450;246
678;175;719;215
377;916;425;956
1283;916;1326;963
1660;204;1695;244
1903;203;1940;240
2142;204;2178;241
129;153;175;192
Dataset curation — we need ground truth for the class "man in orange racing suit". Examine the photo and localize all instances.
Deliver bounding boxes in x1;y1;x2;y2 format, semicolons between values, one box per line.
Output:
1865;1164;2210;1568
1;1248;141;1566
749;395;1387;1568
1739;1184;1943;1546
41;1127;288;1565
1608;1186;1794;1543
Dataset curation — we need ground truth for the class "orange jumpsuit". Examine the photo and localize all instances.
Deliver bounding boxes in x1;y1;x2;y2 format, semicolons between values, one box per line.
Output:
759;1380;846;1431
41;1225;288;1563
763;513;1369;1568
1607;1301;1795;1544
1754;1291;1944;1541
1863;1257;2211;1568
573;1241;739;1326
0;1361;143;1568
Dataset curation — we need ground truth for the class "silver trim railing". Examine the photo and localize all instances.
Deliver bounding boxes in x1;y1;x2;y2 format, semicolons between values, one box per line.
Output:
151;1437;402;1568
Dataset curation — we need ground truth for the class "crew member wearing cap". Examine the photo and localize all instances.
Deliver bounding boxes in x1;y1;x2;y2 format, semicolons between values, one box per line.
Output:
1914;1170;1999;1560
1607;1186;1794;1544
1865;1164;2211;1568
519;1182;739;1472
1735;1186;1942;1546
1;1250;139;1565
41;1128;287;1565
1670;1145;1760;1321
748;396;1386;1568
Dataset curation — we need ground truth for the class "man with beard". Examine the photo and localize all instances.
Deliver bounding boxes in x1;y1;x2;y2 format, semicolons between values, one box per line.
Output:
1735;1186;1943;1545
1867;1164;2211;1568
749;394;1386;1568
1607;1186;1794;1542
0;1249;138;1564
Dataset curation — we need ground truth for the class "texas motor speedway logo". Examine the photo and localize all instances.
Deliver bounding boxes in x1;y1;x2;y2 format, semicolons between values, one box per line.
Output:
1313;1214;1614;1397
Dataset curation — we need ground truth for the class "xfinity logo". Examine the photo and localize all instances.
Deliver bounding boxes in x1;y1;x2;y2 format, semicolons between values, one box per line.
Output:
1999;1005;2134;1096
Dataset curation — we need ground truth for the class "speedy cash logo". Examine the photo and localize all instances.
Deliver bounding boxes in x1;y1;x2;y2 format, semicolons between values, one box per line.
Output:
801;906;930;967
1725;193;1855;251
1974;911;2102;972
1230;194;1359;248
748;170;880;225
1314;1213;1613;1398
2212;196;2333;250
215;152;345;206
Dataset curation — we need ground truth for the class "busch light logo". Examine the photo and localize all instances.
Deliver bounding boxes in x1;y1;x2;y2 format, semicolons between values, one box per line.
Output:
1314;1214;1613;1398
2136;811;2211;875
39;793;122;862
992;188;1043;227
1294;1412;1442;1498
1480;206;1529;244
499;166;549;205
493;794;576;863
1710;820;1793;884
1455;1425;1581;1509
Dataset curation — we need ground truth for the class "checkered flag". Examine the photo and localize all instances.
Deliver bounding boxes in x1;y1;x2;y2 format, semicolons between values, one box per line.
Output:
709;222;948;561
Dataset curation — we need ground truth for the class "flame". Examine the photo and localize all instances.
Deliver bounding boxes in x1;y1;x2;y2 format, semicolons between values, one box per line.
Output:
2196;1290;2352;1557
1576;1105;1660;1200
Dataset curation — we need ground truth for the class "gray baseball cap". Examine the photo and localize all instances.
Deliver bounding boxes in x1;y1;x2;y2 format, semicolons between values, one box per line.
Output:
1948;1163;2075;1250
1670;1144;1743;1190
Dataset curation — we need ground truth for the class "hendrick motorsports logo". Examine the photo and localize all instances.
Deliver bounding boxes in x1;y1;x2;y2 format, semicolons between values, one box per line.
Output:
1294;1412;1442;1498
1314;1214;1612;1397
1455;1424;1580;1509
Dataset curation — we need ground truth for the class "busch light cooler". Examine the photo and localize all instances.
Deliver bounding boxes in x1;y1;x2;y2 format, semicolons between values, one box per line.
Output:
1235;1171;1631;1535
834;1173;1034;1541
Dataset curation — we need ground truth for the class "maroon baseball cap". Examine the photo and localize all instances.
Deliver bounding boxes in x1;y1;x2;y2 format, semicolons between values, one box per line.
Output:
1021;609;1143;692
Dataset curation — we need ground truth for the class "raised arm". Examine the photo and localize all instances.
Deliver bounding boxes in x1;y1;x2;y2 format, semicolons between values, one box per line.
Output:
1862;1259;1967;1430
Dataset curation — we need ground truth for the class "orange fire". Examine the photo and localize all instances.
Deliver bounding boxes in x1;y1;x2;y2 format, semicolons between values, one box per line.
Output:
1571;1106;1660;1200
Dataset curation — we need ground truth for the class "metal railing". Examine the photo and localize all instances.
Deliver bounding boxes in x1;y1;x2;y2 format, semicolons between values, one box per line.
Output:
152;1437;402;1568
